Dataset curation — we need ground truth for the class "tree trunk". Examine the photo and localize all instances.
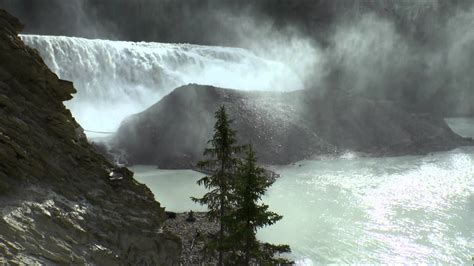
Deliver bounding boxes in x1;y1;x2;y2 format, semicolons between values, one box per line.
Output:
245;224;250;265
219;192;224;266
218;156;226;266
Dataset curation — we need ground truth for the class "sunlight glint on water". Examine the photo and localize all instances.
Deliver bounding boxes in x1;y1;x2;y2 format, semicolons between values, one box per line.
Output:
259;148;474;264
131;119;474;264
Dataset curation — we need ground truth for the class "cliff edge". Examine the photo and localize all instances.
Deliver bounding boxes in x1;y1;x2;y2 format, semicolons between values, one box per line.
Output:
0;9;180;264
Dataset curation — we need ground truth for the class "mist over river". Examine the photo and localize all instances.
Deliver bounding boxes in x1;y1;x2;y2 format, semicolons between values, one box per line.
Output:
131;118;474;264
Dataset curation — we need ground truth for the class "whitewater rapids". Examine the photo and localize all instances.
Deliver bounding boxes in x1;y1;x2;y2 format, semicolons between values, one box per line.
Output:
21;35;303;136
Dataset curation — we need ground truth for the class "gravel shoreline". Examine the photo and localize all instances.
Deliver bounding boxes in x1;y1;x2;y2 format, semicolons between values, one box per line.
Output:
164;212;218;265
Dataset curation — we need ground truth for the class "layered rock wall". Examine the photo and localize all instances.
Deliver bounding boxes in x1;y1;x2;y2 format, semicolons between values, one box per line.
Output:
0;9;180;264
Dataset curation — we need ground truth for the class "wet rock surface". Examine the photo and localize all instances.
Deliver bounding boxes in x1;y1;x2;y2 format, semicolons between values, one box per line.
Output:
0;9;180;264
114;84;473;168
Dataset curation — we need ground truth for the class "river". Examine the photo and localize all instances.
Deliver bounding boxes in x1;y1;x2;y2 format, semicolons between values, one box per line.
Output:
130;118;473;264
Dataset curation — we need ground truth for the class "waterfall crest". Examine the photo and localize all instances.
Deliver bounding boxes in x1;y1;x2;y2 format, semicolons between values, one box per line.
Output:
21;35;303;135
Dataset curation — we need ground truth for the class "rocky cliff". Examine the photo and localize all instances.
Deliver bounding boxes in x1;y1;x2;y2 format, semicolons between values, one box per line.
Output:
0;9;180;264
113;84;472;168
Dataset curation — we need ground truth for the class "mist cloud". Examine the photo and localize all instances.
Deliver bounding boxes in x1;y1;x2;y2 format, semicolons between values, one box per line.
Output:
245;2;474;116
191;1;473;116
314;5;474;115
2;0;473;116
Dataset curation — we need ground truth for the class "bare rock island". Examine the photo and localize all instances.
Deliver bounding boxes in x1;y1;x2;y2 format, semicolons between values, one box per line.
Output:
113;84;472;168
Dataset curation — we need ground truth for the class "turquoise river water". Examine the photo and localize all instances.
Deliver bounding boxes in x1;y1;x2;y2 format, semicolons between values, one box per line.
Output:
131;118;474;264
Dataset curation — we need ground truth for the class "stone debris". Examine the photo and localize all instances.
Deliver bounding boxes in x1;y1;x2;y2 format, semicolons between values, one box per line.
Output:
164;212;219;265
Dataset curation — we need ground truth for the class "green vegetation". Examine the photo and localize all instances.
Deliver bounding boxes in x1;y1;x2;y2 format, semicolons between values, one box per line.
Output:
228;145;291;265
191;105;244;265
192;105;291;265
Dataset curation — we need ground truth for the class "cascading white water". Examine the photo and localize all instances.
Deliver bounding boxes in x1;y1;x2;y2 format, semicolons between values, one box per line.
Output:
21;35;303;136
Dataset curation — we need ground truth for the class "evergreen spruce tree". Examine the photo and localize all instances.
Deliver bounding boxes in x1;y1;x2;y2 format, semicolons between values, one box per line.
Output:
229;145;292;265
191;105;243;266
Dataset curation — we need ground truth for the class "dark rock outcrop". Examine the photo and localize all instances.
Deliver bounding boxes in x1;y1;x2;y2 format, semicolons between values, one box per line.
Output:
0;9;180;264
114;84;472;168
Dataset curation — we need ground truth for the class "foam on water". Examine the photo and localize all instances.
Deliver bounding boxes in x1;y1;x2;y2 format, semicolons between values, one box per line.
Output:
21;35;303;136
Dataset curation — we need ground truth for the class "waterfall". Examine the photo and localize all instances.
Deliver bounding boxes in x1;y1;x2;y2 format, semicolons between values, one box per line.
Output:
21;35;303;135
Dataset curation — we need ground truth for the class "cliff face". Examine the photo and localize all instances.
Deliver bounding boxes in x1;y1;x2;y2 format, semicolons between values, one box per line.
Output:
0;9;180;264
114;84;472;168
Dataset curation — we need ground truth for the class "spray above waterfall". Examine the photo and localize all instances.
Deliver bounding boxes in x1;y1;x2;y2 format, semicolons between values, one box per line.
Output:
12;1;474;136
21;35;304;136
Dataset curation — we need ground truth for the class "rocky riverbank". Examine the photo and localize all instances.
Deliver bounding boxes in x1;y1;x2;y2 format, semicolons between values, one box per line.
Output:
164;212;218;265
